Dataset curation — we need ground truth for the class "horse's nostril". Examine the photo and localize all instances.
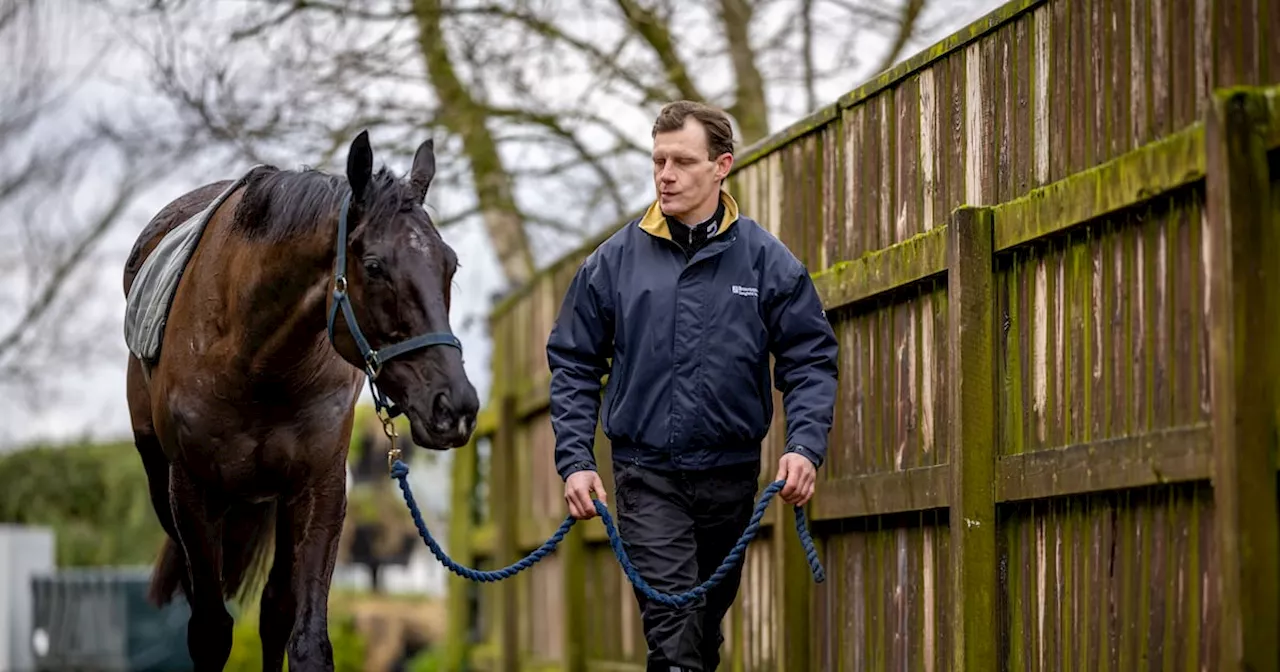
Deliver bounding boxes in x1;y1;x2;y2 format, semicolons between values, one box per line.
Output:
432;391;452;419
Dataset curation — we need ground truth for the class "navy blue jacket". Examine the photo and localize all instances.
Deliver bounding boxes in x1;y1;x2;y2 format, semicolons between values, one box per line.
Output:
546;191;839;480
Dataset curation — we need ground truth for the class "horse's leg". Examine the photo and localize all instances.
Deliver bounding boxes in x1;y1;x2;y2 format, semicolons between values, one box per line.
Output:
128;359;176;539
279;462;347;671
128;356;193;606
168;463;234;671
259;504;296;672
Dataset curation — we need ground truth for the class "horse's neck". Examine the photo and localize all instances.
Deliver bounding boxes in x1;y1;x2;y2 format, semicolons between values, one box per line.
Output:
221;224;342;382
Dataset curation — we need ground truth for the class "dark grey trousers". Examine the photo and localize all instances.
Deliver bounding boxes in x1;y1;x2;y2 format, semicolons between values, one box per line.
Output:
613;459;760;672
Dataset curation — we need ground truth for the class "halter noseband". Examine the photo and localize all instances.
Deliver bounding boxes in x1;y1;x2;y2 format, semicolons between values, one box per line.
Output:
326;191;462;418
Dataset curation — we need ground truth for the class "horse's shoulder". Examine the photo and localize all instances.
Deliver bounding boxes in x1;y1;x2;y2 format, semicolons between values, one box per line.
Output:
123;180;236;297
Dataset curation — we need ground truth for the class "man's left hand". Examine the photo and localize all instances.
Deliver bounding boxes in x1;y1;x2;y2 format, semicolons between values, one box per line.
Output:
775;452;817;506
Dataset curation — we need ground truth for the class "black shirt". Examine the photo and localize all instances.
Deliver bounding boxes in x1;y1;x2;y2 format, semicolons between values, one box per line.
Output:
667;201;725;260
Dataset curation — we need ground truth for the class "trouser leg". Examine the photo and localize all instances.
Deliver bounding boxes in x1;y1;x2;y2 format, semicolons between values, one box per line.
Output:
614;463;702;671
692;461;759;671
614;460;760;672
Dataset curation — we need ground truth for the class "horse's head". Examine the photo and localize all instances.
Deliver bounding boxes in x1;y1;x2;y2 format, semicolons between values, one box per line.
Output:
328;130;479;451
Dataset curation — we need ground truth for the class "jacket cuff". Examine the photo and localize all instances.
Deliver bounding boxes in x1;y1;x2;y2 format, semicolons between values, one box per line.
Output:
785;444;824;469
558;460;598;481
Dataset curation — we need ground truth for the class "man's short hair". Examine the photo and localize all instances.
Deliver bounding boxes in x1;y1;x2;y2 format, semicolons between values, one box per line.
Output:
652;100;736;160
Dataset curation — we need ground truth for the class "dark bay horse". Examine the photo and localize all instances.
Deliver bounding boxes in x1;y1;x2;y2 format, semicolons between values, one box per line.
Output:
121;131;479;670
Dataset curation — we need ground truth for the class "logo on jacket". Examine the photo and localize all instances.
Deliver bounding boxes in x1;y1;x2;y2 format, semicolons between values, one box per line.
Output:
731;285;759;298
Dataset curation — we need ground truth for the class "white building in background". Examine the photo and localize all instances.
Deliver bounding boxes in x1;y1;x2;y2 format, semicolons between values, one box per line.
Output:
0;525;55;672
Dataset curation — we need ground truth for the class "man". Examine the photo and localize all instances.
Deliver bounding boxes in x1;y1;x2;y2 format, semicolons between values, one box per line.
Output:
545;100;839;671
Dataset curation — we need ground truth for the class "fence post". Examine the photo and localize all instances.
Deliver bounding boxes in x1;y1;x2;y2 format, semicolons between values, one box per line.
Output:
493;393;519;672
775;486;813;671
1205;87;1280;672
946;206;997;671
442;429;478;671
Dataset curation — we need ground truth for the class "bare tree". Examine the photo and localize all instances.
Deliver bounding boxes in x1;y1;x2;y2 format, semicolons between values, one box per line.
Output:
0;0;184;399
113;0;983;289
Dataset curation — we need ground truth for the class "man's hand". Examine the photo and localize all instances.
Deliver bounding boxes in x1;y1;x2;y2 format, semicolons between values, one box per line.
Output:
564;470;607;520
775;453;817;506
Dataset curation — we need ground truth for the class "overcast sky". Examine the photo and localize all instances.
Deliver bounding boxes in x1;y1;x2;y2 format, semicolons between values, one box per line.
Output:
0;0;1004;451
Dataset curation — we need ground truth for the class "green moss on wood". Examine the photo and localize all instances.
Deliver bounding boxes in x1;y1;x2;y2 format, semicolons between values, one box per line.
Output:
1263;83;1280;150
992;122;1206;252
1206;87;1280;672
732;104;839;170
443;427;480;671
810;464;950;520
811;226;949;311
995;425;1213;502
948;206;998;672
470;523;496;557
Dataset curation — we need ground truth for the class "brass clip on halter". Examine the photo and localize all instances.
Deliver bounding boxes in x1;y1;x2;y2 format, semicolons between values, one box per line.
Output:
379;407;402;472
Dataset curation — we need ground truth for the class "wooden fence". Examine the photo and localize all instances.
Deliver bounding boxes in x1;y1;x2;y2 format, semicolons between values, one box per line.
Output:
438;0;1280;669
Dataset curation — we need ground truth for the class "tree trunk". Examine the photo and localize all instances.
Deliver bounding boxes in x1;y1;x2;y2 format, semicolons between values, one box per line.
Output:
718;0;770;144
411;0;536;287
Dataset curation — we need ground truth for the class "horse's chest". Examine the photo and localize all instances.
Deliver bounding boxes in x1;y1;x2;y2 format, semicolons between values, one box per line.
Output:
160;394;347;496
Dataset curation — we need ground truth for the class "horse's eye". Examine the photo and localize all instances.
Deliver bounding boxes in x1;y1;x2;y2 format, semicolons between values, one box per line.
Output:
363;258;385;278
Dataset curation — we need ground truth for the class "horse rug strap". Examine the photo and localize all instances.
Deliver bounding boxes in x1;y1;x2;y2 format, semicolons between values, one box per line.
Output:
123;168;260;364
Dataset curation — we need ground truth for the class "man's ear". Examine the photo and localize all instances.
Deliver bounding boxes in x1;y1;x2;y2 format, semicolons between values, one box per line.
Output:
715;152;735;181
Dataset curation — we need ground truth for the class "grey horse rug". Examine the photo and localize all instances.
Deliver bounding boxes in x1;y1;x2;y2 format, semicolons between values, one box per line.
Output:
123;170;256;365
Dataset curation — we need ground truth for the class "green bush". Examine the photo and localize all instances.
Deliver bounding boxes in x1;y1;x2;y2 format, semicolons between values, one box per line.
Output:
0;441;165;566
407;647;444;672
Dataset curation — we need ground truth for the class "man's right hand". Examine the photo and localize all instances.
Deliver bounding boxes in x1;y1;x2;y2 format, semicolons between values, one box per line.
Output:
564;470;607;520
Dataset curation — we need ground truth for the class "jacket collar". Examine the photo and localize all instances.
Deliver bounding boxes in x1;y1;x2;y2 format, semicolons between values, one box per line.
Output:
638;190;740;241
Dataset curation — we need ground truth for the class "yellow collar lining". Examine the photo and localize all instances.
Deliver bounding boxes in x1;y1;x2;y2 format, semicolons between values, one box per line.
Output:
638;190;740;241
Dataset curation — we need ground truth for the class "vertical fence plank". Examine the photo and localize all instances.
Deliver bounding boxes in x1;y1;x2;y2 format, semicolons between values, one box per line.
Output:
1205;88;1280;672
774;508;812;670
494;394;519;672
947;206;997;671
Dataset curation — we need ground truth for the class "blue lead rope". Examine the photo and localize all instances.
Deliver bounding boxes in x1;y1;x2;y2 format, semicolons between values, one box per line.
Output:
389;459;825;609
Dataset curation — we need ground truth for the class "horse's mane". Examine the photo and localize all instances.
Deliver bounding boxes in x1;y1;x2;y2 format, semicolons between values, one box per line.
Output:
231;164;414;242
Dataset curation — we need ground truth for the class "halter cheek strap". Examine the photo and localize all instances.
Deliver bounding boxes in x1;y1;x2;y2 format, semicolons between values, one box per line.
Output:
326;192;462;418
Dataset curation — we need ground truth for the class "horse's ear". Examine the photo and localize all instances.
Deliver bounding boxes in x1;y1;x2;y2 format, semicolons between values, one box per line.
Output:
408;138;435;204
347;130;374;204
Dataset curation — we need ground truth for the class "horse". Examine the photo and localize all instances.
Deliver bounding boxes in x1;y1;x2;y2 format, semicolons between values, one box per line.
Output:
120;131;480;671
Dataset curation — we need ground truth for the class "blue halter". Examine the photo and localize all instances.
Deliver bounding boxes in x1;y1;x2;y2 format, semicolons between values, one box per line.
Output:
326;191;462;419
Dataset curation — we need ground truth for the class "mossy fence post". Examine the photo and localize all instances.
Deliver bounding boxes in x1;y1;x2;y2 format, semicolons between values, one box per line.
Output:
1204;88;1280;672
947;205;998;671
443;426;479;670
493;393;519;672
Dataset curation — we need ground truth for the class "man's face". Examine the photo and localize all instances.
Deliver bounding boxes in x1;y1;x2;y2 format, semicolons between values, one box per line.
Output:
652;117;733;221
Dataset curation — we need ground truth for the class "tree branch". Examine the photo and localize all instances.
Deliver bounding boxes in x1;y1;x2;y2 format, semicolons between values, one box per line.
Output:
800;0;817;111
0;174;139;363
227;0;413;42
450;4;674;106
612;0;704;102
872;0;927;73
